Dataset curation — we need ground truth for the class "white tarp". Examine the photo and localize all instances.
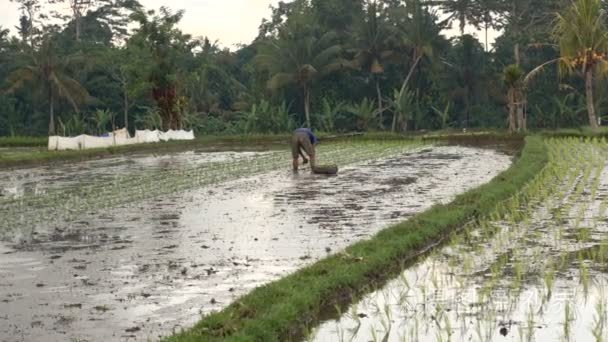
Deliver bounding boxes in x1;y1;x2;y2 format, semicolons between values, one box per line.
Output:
159;130;195;141
49;129;195;151
134;130;160;143
82;135;112;149
109;128;130;139
48;135;83;151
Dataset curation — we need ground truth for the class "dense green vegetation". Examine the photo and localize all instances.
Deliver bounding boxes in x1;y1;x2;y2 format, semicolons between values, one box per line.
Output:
165;136;548;341
2;0;608;137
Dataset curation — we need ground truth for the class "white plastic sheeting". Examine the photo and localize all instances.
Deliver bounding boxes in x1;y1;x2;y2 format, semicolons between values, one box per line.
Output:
48;136;83;151
109;128;130;139
48;129;195;151
134;130;160;143
160;130;195;141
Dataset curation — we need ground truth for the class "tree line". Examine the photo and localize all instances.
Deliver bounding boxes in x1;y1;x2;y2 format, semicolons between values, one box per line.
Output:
0;0;606;136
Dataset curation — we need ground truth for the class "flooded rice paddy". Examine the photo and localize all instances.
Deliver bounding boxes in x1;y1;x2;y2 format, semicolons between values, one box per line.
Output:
0;141;511;341
312;138;608;342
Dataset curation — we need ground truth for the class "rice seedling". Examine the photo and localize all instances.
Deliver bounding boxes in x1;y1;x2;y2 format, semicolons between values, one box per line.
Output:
591;298;607;342
543;261;555;300
526;305;536;342
562;301;573;342
335;321;345;342
512;259;524;293
580;262;590;298
444;313;453;341
370;326;378;342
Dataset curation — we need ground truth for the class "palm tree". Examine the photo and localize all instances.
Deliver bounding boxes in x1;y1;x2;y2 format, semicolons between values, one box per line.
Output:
554;0;608;130
255;15;345;128
426;0;475;36
350;0;395;126
503;64;524;133
0;27;8;42
471;0;500;51
391;0;444;95
391;0;442;132
5;38;89;135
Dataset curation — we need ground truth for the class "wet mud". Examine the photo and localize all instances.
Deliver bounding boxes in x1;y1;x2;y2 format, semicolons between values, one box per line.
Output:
0;146;510;341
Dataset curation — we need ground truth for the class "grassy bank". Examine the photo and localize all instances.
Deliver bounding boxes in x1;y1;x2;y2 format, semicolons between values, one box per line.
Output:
0;136;48;147
166;136;548;342
539;127;608;139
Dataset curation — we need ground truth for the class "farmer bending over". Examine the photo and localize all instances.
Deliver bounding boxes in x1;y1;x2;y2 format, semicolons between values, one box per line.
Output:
291;128;317;171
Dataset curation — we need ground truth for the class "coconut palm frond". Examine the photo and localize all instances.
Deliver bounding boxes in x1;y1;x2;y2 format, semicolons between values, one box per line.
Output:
4;67;36;93
312;45;342;68
51;73;90;112
523;58;563;88
268;72;296;90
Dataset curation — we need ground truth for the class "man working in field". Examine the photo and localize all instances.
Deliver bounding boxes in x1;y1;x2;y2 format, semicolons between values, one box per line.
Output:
291;128;317;172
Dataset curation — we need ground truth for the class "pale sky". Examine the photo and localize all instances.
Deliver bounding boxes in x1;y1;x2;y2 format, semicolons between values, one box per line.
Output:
0;0;498;49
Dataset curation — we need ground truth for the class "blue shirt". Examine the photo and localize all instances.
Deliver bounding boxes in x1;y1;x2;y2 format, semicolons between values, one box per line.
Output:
295;128;317;145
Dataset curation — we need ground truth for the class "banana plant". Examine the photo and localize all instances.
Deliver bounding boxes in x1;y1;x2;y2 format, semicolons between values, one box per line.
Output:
346;98;379;131
389;87;416;132
431;101;451;129
319;98;347;132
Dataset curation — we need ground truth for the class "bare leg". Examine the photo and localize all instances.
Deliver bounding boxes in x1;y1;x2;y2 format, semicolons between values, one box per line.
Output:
309;145;316;170
292;158;299;172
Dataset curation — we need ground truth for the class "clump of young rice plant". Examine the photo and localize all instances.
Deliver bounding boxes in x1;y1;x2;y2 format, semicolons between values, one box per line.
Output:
590;286;607;342
525;305;536;342
562;301;573;342
580;262;590;298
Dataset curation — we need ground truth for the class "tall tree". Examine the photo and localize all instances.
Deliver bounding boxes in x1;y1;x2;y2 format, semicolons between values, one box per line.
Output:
48;0;141;43
426;0;474;36
4;37;89;134
255;10;345;128
449;35;487;128
10;0;41;49
311;0;363;34
131;7;193;130
471;0;500;51
98;43;150;131
503;64;524;132
351;0;395;124
494;0;558;65
554;0;608;130
389;0;445;131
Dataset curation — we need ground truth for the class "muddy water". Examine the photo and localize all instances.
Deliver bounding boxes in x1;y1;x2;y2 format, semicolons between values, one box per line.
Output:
312;140;608;342
0;146;510;342
0;150;272;198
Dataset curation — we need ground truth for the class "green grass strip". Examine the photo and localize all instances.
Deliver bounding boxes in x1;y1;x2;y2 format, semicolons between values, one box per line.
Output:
0;136;48;147
166;135;548;342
